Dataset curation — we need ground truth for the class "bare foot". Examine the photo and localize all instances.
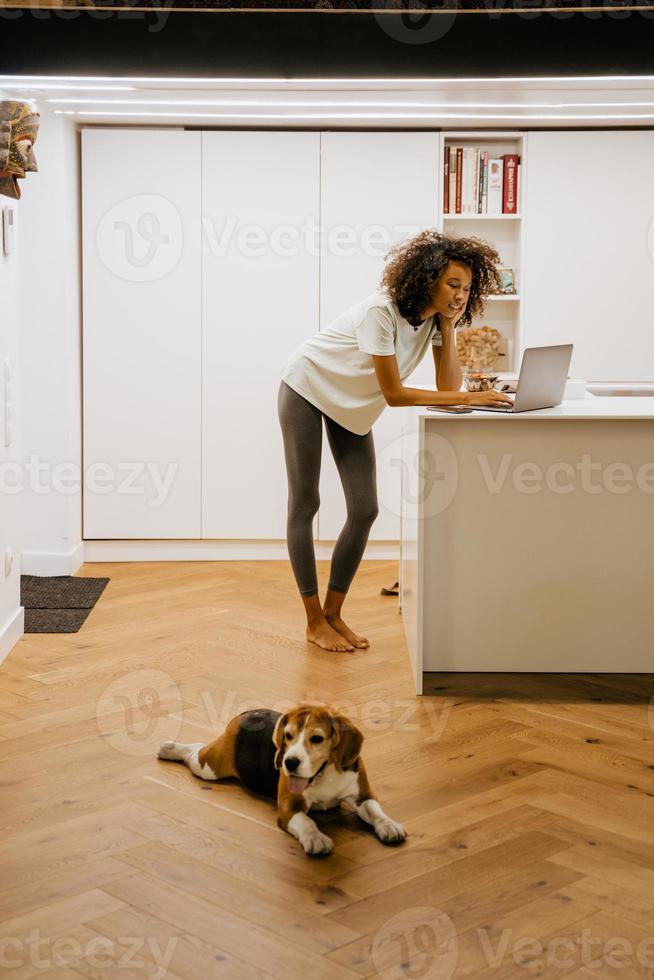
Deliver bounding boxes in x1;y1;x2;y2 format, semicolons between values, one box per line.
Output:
324;612;370;649
306;620;355;652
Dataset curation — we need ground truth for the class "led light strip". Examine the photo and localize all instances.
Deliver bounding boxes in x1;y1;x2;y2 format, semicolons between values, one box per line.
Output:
1;84;136;92
4;73;654;84
47;98;654;108
55;109;654;119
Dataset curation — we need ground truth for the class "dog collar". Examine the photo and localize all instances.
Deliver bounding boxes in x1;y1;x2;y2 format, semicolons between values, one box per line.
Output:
307;760;328;785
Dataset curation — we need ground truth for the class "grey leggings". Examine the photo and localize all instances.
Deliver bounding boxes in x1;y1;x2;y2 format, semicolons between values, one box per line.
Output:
277;380;379;597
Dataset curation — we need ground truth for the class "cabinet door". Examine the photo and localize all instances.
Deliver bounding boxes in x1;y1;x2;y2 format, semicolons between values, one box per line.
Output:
318;132;440;542
82;129;202;538
523;131;654;382
202;132;320;538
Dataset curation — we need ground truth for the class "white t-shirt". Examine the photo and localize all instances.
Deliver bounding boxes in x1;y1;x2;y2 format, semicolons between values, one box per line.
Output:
280;288;451;436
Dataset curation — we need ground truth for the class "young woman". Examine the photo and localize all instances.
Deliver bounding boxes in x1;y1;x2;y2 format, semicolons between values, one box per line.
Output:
277;229;513;653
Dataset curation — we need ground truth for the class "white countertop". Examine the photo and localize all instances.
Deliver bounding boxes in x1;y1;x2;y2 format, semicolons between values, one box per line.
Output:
414;396;654;421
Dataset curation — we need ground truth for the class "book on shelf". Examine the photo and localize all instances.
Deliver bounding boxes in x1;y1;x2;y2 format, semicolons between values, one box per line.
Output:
443;146;521;215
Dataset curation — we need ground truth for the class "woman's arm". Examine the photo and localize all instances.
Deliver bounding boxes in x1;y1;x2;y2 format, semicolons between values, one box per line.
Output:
433;322;463;393
372;351;513;409
371;354;467;408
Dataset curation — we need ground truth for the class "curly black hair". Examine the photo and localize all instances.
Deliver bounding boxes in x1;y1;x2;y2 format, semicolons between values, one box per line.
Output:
379;229;504;328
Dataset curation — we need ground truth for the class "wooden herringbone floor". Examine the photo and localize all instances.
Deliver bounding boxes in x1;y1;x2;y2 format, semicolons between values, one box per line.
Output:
1;560;654;979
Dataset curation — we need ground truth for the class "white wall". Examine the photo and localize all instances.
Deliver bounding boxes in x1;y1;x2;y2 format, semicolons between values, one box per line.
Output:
0;102;82;665
19;108;83;576
0;89;25;664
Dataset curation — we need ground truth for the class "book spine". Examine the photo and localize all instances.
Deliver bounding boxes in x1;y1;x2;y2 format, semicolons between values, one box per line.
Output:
445;149;450;213
466;147;473;214
472;147;479;214
487;157;503;215
477;148;484;214
481;150;489;214
465;149;470;215
502;153;520;214
449;147;456;214
455;147;463;214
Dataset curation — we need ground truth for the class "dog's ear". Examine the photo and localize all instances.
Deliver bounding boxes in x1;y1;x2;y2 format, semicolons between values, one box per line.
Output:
272;712;289;770
330;713;364;771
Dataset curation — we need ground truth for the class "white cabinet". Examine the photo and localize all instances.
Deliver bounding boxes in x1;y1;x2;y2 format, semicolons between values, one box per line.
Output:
317;131;440;542
523;130;654;382
201;131;320;538
82;127;439;544
82;129;202;538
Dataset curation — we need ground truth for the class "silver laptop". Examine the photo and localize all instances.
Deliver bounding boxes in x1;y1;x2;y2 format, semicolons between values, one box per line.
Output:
471;344;573;413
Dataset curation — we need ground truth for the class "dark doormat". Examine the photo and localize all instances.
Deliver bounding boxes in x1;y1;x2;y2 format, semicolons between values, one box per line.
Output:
20;575;110;633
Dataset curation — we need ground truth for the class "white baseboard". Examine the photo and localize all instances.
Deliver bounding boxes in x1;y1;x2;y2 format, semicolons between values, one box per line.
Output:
1;546;85;667
82;539;400;562
21;542;85;577
0;605;25;668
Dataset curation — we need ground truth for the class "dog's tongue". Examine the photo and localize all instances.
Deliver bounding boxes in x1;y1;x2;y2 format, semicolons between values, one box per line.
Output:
288;775;310;794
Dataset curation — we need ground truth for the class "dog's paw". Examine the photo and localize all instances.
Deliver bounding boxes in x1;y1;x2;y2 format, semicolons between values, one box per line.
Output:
376;818;407;844
157;740;180;760
301;830;334;857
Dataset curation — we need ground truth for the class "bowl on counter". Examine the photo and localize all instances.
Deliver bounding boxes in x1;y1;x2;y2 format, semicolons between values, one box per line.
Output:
464;371;500;393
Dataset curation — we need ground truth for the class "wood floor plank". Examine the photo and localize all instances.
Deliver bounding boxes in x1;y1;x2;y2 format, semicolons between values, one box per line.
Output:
548;845;654;897
327;830;573;933
330;803;553;899
0;802;151;888
120;804;363;913
557;877;654;929
452;892;598;979
0;889;126;944
462;912;601;979
540;813;654;873
102;871;361;980
326;861;584;977
115;840;362;953
512;768;654;844
496;701;654;765
0;856;135;921
88;905;275;980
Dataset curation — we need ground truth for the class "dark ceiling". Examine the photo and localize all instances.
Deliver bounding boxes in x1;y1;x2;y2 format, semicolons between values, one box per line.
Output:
1;8;653;77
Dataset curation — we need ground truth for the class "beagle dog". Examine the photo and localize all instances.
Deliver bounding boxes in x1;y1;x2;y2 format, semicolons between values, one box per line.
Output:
157;703;407;856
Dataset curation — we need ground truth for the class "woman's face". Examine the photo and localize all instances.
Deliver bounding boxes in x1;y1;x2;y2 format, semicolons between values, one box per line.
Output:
421;260;472;320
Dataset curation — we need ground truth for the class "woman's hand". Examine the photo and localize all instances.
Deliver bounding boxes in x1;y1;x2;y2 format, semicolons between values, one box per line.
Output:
437;304;467;333
462;389;515;408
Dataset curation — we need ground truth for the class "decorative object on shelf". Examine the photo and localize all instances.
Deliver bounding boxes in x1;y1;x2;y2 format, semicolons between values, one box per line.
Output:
456;325;502;372
495;267;516;294
0;100;40;200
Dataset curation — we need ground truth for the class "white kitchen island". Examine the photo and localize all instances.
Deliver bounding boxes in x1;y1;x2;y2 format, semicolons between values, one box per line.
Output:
399;396;654;694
